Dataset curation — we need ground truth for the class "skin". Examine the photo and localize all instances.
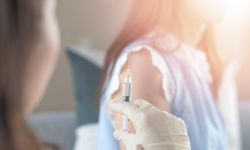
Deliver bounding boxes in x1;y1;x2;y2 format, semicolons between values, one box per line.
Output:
112;0;228;149
175;0;228;47
181;0;228;23
22;0;60;115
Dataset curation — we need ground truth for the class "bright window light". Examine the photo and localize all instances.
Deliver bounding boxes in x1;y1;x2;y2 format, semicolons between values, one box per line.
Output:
226;0;249;19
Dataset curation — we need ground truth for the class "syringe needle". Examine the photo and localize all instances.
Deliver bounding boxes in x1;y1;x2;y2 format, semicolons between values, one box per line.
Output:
127;52;131;75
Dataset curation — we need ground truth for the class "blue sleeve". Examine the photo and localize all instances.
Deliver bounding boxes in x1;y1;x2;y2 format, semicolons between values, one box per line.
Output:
97;100;119;150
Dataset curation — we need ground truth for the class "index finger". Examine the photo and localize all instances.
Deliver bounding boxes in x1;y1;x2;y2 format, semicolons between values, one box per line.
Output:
108;100;139;124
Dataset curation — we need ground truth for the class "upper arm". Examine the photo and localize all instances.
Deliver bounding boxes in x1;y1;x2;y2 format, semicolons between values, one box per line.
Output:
111;48;169;149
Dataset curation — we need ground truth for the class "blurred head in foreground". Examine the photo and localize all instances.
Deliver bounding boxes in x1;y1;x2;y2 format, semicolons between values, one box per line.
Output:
0;0;59;149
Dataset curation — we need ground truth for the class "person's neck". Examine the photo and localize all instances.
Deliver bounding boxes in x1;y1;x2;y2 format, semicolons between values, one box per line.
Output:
167;10;208;47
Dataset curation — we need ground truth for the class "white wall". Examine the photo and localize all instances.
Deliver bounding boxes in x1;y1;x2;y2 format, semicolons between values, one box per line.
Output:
36;0;132;111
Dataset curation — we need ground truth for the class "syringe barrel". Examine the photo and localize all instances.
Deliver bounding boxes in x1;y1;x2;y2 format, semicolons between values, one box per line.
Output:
122;83;131;98
122;75;132;97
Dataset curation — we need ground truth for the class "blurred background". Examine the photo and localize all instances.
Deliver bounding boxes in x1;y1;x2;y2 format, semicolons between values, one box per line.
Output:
36;0;132;112
36;0;250;112
28;0;250;150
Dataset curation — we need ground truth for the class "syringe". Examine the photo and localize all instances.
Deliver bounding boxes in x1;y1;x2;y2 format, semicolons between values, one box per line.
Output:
122;73;132;130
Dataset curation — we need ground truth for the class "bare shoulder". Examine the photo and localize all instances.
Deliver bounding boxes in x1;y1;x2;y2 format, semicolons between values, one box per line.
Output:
114;48;169;111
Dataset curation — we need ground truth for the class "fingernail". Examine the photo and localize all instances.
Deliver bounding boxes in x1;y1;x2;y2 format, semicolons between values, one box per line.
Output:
108;101;120;109
113;130;120;139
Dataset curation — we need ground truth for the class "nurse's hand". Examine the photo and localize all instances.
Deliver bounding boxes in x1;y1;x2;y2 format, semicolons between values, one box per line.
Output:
108;99;191;150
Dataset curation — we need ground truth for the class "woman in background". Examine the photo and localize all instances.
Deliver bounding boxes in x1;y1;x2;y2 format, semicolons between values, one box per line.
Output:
0;0;59;149
98;0;241;150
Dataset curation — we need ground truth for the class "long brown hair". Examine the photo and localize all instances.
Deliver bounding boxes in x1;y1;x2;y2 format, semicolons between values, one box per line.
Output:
99;0;223;99
0;0;42;149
